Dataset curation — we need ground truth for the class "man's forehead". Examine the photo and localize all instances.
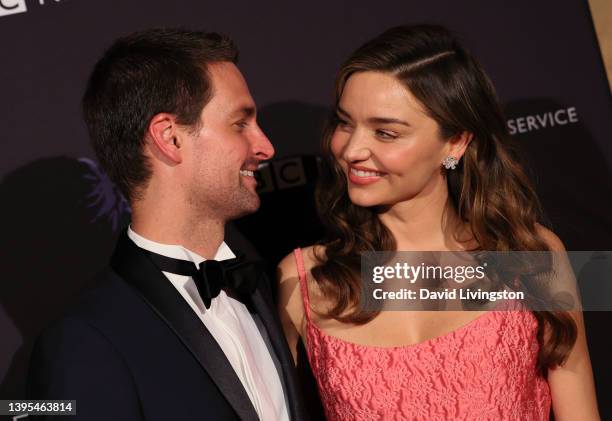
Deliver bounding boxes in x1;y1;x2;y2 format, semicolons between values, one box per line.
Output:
208;62;247;92
207;62;256;115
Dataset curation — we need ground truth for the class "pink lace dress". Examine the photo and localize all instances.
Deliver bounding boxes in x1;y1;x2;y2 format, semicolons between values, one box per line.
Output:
293;249;551;421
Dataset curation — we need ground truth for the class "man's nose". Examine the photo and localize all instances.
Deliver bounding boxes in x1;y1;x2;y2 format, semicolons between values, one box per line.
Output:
252;124;275;161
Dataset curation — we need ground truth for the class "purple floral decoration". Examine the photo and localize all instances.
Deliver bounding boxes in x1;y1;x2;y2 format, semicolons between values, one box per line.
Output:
78;157;131;231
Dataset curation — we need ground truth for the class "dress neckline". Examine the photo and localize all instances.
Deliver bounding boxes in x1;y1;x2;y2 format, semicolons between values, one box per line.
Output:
306;309;498;351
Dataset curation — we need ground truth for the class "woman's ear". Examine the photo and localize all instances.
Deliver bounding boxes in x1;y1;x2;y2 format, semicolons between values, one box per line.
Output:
146;113;182;164
447;131;474;160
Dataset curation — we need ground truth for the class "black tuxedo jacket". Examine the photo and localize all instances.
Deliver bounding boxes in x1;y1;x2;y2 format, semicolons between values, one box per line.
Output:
26;233;308;420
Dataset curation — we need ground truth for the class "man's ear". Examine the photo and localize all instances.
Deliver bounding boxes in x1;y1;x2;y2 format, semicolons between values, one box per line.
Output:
447;131;474;160
146;113;182;164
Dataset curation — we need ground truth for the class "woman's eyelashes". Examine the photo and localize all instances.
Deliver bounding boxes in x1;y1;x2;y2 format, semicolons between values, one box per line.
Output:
335;115;400;141
375;129;398;140
336;116;353;130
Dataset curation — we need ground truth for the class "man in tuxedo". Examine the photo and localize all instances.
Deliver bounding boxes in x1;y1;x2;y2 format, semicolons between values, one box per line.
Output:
27;28;307;420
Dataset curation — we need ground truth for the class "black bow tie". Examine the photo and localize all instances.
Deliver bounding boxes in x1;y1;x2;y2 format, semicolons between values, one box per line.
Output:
141;249;263;309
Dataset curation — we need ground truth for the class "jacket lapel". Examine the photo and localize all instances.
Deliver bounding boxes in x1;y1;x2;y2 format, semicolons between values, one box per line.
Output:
250;276;306;421
110;232;259;421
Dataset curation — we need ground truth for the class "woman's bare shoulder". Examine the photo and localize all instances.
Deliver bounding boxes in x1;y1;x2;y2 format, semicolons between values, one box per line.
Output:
302;244;327;269
276;245;327;332
276;250;304;334
278;245;326;281
277;251;298;284
535;223;566;251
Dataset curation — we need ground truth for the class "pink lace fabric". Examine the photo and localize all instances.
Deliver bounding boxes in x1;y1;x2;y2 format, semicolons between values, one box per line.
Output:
293;248;551;421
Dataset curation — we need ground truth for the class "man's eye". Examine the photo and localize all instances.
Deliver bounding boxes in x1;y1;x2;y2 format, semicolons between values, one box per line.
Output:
235;121;248;129
375;129;397;140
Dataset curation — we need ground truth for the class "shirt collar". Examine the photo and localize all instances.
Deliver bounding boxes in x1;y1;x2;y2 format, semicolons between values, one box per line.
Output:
127;225;236;266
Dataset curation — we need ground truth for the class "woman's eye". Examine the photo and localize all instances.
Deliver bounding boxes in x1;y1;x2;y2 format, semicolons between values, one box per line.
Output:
375;129;397;140
336;118;352;130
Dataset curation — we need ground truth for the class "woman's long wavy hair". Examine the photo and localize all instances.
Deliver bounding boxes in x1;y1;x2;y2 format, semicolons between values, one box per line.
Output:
312;24;576;371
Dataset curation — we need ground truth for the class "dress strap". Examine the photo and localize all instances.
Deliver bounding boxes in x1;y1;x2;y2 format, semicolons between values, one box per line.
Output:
293;248;312;322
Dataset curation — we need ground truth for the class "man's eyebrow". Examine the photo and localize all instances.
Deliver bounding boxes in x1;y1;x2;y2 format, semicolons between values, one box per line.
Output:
336;106;410;127
230;106;256;119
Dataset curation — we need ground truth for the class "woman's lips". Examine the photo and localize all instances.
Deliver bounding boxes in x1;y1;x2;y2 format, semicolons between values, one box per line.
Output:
347;167;385;185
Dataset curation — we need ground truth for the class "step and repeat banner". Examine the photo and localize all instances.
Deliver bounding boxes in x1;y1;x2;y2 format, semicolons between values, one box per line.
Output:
1;0;611;417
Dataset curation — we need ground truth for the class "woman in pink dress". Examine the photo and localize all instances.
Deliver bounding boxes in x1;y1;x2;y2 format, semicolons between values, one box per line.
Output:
277;25;599;420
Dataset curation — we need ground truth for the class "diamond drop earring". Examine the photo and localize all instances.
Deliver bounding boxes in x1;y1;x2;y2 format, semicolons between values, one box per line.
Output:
442;156;459;170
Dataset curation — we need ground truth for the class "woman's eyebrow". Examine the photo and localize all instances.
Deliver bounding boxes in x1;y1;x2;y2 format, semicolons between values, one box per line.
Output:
336;106;352;119
337;106;409;126
366;116;410;127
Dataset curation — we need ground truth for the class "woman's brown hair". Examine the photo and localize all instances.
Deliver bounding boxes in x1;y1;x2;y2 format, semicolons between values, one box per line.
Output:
312;24;576;371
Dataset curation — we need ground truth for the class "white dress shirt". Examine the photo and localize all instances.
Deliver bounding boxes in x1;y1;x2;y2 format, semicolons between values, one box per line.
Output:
128;227;289;421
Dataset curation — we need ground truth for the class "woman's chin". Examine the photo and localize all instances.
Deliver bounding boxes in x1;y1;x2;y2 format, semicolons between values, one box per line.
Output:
347;191;384;208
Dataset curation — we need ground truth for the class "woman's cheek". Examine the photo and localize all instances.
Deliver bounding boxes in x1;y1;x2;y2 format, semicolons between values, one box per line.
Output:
381;147;414;174
330;131;345;159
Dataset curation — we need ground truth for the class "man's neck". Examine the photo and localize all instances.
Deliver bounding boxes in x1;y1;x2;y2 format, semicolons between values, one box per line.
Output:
130;207;225;260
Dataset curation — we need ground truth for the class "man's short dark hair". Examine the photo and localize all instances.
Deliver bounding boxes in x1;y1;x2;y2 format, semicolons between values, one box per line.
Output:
82;28;238;201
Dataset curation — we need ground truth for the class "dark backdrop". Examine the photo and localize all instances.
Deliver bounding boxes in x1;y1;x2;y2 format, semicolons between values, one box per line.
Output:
1;0;610;418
